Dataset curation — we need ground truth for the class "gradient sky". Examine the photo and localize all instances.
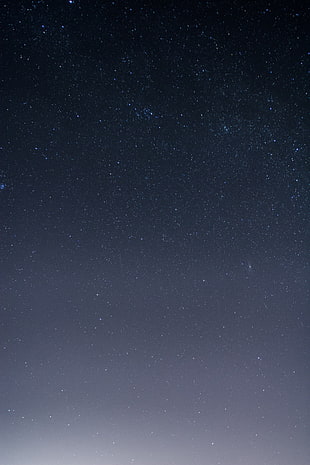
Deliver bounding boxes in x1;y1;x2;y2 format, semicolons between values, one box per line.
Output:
0;1;309;464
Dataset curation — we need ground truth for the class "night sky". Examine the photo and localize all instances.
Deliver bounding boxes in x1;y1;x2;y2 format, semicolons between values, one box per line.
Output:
1;1;309;464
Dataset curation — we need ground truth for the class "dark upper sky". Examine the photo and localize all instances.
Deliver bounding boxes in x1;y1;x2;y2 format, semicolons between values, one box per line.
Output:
0;1;309;464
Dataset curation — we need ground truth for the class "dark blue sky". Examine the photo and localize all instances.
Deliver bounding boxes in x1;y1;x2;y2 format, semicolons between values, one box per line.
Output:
0;1;309;464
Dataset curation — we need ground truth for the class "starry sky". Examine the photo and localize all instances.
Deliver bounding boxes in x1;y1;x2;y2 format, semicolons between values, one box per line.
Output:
0;1;309;464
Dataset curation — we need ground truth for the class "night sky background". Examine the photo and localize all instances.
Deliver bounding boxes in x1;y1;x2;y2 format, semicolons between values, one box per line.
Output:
0;1;309;464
